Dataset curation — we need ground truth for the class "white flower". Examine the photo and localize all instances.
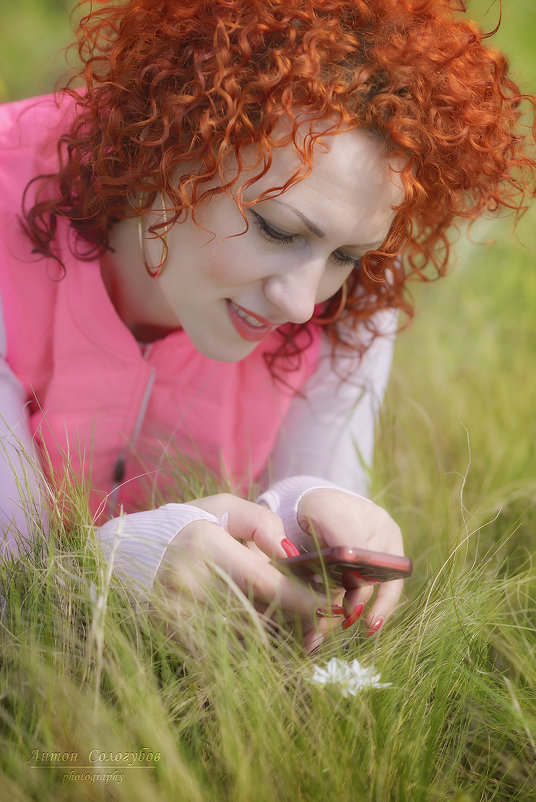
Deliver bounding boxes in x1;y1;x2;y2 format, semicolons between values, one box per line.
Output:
308;657;392;697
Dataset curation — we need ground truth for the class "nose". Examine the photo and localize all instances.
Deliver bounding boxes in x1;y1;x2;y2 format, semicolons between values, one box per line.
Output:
263;257;326;325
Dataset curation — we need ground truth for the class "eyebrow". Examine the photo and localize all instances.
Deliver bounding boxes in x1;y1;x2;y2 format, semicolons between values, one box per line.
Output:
272;199;326;238
270;198;383;251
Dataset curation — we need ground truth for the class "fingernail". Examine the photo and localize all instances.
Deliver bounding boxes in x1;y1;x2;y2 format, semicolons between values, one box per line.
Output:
349;569;380;585
316;605;345;618
281;538;300;558
341;602;365;630
367;616;384;636
348;570;363;580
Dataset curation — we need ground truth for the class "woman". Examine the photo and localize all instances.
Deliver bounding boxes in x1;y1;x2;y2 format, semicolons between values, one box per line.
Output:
0;0;534;651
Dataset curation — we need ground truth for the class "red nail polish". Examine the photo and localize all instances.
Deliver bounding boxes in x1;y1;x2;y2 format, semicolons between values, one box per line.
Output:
367;616;384;636
316;605;345;617
281;538;300;558
348;570;363;580
341;602;365;630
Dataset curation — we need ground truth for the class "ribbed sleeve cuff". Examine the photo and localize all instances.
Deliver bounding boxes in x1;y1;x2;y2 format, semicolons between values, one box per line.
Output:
96;503;220;604
257;475;370;551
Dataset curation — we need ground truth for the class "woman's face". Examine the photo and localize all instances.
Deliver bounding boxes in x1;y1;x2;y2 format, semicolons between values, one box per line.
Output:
143;126;404;361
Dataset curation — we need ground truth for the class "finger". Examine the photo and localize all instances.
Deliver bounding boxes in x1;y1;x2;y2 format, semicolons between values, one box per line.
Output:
297;489;374;547
302;618;333;655
304;628;325;654
331;583;372;631
300;586;348;653
179;521;326;617
343;582;375;610
245;541;270;560
303;594;346;653
363;578;404;633
225;539;325;616
189;495;290;559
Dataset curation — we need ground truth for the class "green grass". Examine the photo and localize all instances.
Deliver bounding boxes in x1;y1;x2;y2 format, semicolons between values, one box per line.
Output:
1;488;535;800
1;1;536;800
0;0;77;102
376;204;536;570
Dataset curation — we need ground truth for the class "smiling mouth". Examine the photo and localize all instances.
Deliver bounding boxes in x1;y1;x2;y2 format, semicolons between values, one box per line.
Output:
226;300;277;342
229;301;271;327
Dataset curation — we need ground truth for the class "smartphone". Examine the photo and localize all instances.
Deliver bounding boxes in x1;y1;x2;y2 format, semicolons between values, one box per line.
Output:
276;546;412;588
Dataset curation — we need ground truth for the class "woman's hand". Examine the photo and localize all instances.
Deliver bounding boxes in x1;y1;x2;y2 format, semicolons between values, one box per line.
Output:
296;489;405;638
152;494;329;652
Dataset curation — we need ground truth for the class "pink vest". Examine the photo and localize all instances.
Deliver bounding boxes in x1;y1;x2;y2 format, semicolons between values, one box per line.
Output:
0;95;320;519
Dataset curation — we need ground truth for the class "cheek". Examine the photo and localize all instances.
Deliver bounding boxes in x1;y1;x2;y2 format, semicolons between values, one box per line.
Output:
316;268;354;304
204;234;265;285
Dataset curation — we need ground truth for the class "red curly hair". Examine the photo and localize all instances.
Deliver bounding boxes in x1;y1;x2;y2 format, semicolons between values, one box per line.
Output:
22;0;536;367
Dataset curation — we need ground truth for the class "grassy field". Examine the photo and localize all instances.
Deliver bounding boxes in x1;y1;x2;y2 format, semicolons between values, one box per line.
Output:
1;2;535;800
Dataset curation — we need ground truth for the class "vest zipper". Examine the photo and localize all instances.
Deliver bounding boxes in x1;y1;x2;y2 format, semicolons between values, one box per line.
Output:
109;344;156;515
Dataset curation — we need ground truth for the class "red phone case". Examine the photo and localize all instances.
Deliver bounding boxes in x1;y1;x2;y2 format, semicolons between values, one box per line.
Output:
278;546;412;586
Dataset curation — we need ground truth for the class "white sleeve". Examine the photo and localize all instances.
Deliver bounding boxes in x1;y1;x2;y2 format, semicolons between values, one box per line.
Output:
257;311;396;547
264;309;397;495
0;314;48;557
96;504;221;605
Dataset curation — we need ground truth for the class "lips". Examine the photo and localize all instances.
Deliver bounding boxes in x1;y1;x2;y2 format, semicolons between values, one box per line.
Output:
226;299;277;342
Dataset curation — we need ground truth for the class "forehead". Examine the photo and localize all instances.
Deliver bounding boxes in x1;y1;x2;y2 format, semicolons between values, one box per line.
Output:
242;125;405;246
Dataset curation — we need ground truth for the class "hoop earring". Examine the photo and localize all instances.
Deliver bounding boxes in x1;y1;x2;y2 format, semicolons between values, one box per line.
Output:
310;281;348;326
137;203;169;279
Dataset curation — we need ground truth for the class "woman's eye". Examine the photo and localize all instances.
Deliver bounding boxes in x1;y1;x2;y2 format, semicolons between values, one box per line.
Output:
251;211;362;270
331;250;362;270
251;211;295;244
